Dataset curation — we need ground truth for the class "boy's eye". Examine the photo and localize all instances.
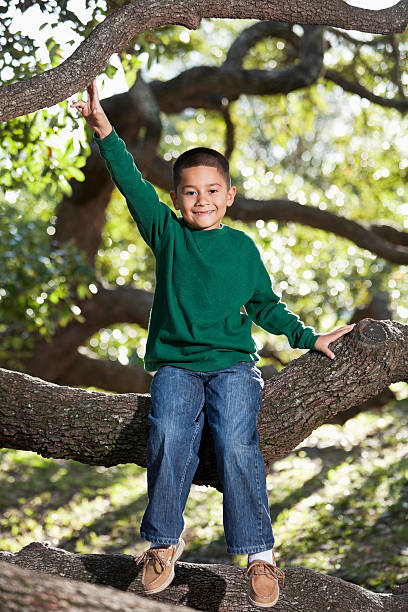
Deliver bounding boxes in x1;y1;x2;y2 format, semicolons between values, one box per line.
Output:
209;189;218;194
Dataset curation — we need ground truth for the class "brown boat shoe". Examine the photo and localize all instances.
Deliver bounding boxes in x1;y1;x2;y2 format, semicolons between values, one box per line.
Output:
245;552;285;608
136;538;185;595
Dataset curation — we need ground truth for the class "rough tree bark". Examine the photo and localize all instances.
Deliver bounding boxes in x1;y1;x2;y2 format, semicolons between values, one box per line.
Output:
1;0;408;121
1;318;407;489
1;543;407;612
0;556;195;612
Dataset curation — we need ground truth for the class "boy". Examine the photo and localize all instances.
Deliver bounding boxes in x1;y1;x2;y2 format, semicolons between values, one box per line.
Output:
70;80;354;608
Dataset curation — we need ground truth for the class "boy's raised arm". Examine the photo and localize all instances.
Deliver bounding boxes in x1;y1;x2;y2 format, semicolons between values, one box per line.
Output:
70;81;172;252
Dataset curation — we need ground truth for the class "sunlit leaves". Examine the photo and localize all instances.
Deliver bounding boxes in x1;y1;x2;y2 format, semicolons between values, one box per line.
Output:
0;191;93;369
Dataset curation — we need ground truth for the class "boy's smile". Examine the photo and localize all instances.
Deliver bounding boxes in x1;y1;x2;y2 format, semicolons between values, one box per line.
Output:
170;165;236;231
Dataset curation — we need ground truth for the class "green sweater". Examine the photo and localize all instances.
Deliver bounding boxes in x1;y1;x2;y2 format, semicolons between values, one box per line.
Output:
94;127;319;372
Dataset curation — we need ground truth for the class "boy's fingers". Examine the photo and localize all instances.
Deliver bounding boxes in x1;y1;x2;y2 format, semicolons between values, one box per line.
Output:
325;348;335;360
333;324;355;337
90;79;99;102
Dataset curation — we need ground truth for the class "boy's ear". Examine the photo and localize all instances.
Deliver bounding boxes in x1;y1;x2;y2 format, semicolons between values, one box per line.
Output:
226;185;237;208
170;190;179;210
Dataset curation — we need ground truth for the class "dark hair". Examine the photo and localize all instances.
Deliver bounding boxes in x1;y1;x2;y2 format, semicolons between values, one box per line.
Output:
172;147;231;191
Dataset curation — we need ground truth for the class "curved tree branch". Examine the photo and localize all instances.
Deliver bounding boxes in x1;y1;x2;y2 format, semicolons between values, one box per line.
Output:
20;284;153;381
1;0;408;122
1;319;407;490
224;21;300;68
229;195;408;264
1;543;407;612
152;25;324;114
324;68;408;113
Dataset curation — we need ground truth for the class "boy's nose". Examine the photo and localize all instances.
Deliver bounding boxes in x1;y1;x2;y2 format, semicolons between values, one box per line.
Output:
196;195;208;205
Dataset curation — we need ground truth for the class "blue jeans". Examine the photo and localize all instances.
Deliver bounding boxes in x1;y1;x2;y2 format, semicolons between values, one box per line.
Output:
140;361;274;554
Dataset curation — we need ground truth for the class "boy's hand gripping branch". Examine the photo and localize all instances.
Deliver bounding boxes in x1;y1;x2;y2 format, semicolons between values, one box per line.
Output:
70;79;112;139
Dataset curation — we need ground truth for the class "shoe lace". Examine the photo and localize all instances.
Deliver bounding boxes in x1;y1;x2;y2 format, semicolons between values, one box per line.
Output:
136;548;169;573
245;561;285;586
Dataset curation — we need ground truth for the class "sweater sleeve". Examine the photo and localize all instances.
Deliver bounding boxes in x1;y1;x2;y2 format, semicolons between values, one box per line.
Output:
245;257;319;350
94;127;173;252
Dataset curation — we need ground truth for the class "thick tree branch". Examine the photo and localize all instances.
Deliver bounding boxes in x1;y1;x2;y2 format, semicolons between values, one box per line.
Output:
1;0;408;122
0;543;407;612
1;319;407;490
21;284;152;381
0;556;192;612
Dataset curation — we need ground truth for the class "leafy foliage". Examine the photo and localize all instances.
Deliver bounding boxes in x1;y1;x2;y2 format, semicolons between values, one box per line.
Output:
0;191;93;369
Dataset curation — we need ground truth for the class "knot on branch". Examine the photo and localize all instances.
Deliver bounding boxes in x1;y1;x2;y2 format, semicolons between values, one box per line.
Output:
356;318;388;345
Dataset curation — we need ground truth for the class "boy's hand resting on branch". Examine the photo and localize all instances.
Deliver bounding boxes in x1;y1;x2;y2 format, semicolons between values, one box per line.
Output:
314;323;356;360
70;79;112;139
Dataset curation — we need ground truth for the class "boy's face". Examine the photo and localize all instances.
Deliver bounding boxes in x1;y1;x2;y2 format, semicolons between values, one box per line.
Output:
170;165;236;231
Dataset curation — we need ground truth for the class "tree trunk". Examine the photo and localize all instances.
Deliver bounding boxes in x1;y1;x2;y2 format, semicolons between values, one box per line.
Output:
1;543;407;612
1;318;406;490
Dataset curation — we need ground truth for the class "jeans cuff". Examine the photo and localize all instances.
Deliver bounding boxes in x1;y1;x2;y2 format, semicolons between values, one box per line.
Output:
140;532;180;546
226;541;275;555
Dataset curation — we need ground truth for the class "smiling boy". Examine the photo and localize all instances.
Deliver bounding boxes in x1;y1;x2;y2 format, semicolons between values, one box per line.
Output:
171;163;235;230
71;81;354;608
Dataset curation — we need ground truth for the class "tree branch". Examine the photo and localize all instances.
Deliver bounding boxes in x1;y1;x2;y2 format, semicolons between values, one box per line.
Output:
1;0;408;122
327;28;392;47
1;319;407;490
21;284;152;381
221;103;235;160
0;555;192;612
324;68;408;113
371;223;408;247
152;25;324;114
0;543;407;612
229;195;408;264
224;21;300;68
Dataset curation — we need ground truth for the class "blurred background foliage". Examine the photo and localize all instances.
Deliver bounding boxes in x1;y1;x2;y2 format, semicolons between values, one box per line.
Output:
0;0;408;592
